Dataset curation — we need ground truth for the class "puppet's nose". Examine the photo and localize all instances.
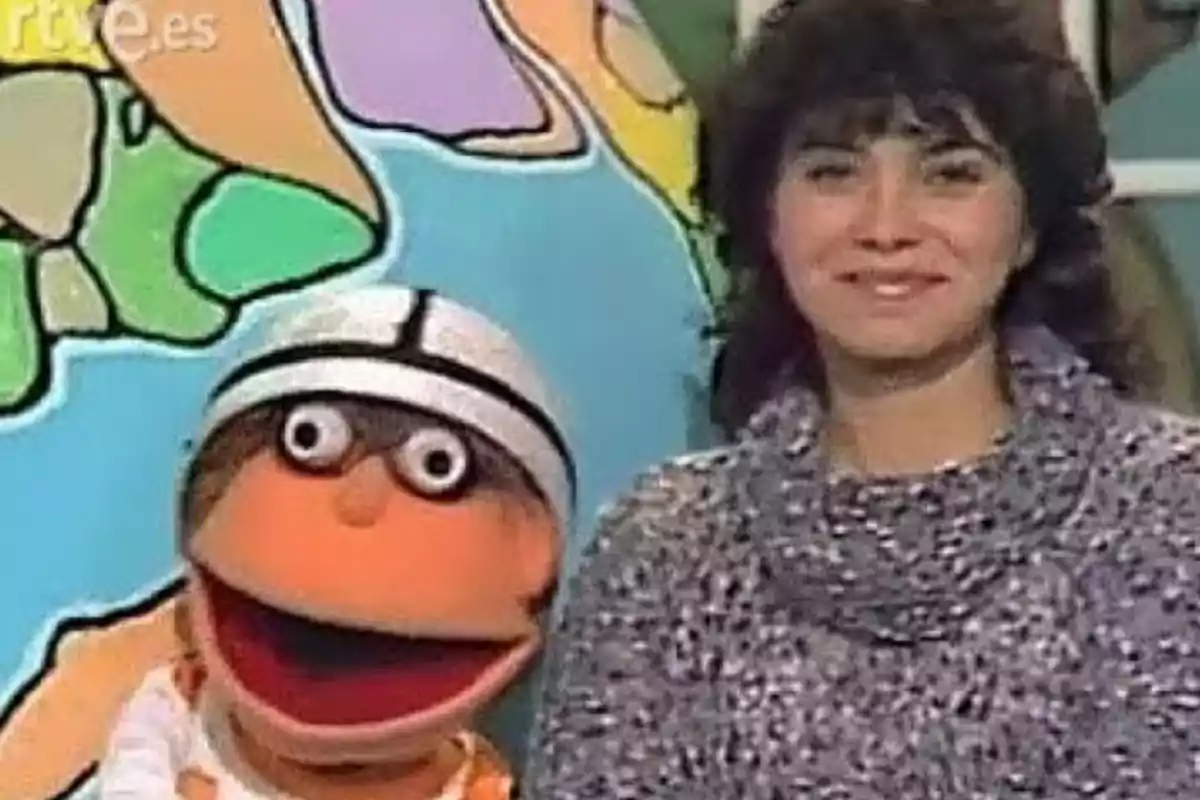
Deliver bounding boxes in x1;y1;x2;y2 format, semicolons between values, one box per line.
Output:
335;457;392;528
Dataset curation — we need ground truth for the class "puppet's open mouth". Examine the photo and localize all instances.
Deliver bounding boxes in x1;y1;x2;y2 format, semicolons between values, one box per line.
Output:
200;572;515;726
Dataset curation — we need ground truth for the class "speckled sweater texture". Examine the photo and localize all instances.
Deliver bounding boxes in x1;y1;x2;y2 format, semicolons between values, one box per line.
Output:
523;327;1200;798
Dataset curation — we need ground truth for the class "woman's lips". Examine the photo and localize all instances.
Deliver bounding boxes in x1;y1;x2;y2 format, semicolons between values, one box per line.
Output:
839;269;949;302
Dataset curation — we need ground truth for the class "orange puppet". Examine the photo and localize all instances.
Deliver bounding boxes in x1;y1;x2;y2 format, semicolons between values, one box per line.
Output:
97;285;572;800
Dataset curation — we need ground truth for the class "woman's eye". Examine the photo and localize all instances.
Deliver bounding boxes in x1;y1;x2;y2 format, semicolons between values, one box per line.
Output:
279;402;354;471
392;426;474;497
926;159;985;186
804;161;857;183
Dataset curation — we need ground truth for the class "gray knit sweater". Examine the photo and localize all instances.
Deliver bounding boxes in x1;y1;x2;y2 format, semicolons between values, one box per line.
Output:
523;327;1200;798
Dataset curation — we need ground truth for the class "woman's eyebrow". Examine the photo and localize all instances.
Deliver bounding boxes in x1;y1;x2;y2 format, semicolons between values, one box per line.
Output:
919;135;1001;161
791;139;861;155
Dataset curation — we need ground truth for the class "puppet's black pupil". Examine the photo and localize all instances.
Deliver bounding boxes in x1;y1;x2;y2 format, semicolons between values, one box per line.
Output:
294;422;319;450
424;450;452;477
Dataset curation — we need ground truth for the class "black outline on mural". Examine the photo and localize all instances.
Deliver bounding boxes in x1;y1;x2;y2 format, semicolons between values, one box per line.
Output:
484;0;725;310
0;1;390;420
0;65;111;241
76;78;233;342
0;577;186;800
261;0;389;224
302;0;570;152
53;246;121;339
0;243;50;411
0;65;108;410
583;0;729;309
486;0;693;206
0;6;393;785
599;0;641;28
470;3;588;161
592;2;687;112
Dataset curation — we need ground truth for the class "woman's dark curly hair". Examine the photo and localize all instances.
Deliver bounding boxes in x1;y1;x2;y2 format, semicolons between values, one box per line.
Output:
700;0;1150;433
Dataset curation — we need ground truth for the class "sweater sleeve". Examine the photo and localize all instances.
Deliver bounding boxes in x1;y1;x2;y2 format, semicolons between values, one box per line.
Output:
1083;413;1200;796
95;667;191;799
521;462;720;798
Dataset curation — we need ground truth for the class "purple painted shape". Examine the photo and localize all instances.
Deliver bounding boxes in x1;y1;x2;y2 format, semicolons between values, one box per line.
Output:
308;0;543;134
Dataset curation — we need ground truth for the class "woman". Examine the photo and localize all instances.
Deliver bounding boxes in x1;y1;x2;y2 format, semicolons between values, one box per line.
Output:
524;0;1200;797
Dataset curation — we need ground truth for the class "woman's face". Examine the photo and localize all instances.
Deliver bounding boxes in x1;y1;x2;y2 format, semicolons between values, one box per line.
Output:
769;113;1032;370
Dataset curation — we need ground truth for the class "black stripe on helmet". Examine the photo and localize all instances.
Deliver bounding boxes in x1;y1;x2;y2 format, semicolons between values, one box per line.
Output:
208;341;577;504
396;287;433;349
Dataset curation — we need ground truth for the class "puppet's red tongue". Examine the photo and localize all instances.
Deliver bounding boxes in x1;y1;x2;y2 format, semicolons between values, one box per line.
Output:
204;576;510;726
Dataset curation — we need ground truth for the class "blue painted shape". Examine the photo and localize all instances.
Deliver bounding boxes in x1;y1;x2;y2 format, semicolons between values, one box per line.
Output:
0;111;707;800
358;141;711;771
0;0;709;791
370;144;710;568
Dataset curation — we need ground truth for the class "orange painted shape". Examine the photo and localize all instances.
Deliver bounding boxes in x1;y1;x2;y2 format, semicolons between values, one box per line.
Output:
100;0;380;219
498;0;700;222
0;597;183;800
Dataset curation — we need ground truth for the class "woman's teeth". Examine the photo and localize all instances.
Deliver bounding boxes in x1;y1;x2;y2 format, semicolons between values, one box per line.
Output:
871;281;917;298
845;272;945;299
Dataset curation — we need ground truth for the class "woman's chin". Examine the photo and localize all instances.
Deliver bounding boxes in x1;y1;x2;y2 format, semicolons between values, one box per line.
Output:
820;322;992;379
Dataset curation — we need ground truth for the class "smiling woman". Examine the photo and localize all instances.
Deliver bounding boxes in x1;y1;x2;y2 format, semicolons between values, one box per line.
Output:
523;0;1200;796
705;0;1134;431
768;107;1033;386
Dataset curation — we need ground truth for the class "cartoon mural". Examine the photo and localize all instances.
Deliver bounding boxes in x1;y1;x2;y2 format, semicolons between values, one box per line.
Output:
0;0;1196;797
0;0;714;796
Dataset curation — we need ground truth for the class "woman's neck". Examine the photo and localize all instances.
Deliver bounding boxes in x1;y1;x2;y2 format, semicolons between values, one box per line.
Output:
822;333;1012;476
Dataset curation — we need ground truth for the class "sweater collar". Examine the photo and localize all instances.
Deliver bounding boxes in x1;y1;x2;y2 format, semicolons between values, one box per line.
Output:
736;326;1112;644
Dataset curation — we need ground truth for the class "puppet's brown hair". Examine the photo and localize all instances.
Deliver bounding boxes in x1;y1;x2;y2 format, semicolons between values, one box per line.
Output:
176;398;546;547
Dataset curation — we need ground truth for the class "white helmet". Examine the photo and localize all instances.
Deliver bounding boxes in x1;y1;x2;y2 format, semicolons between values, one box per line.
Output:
198;285;575;527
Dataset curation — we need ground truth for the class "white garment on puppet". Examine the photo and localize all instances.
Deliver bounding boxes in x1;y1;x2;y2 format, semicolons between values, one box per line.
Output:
96;667;193;799
97;665;481;800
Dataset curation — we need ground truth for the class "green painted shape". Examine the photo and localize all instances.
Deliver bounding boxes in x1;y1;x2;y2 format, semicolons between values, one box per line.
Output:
628;0;737;99
0;239;41;408
78;77;228;342
686;222;729;307
184;171;374;300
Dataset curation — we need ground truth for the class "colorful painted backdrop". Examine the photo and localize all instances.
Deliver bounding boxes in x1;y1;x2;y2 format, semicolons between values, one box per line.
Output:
0;1;1195;797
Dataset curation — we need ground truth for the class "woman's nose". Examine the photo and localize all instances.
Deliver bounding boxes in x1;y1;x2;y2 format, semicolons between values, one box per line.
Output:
334;457;393;528
854;169;921;253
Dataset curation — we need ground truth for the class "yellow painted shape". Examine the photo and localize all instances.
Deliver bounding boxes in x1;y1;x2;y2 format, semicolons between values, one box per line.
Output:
0;0;111;69
499;0;700;223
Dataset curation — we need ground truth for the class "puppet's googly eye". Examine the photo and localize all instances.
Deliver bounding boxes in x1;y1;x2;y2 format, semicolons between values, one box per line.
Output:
280;403;353;471
394;427;472;496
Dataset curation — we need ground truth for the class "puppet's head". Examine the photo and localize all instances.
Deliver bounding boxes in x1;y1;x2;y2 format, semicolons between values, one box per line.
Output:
177;285;572;767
